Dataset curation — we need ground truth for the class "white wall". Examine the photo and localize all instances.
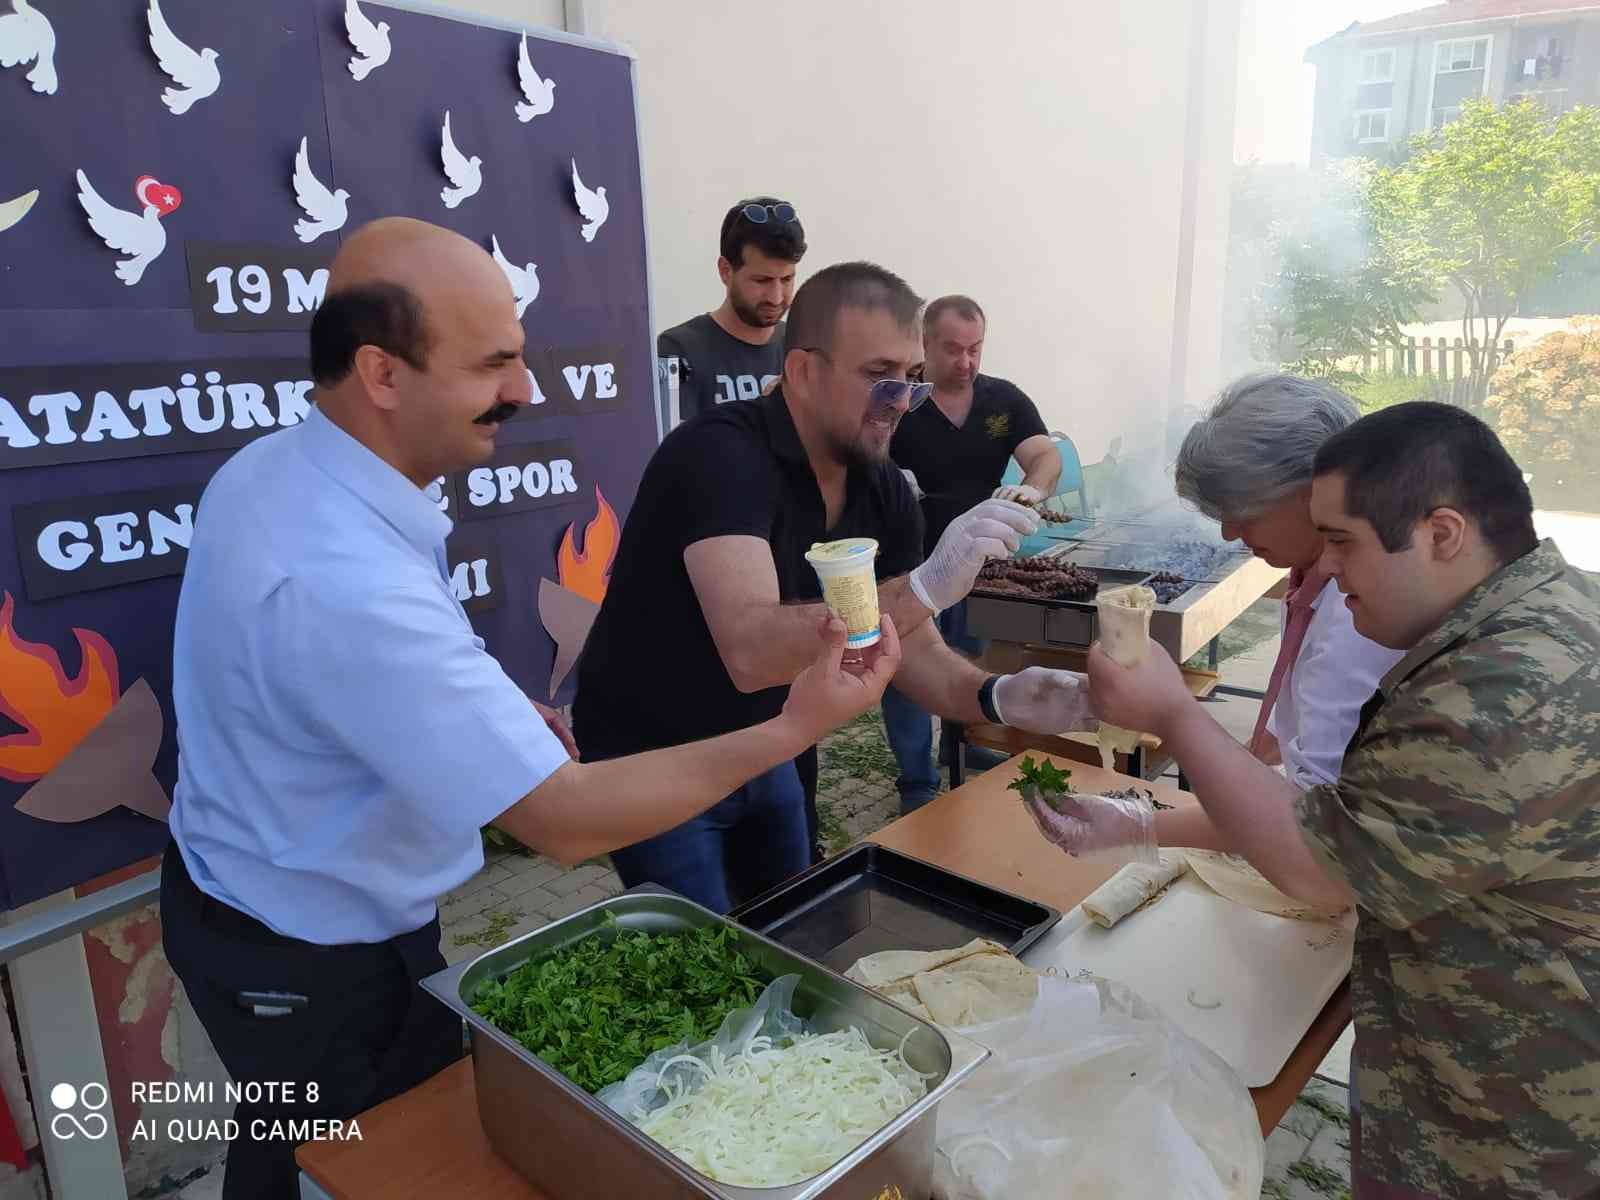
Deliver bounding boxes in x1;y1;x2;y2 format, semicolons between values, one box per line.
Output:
447;0;566;31
578;0;1241;463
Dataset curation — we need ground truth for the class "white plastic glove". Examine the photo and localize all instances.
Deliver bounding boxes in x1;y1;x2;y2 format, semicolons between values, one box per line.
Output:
990;668;1096;734
901;467;924;500
1022;788;1159;865
992;483;1044;506
908;498;1039;613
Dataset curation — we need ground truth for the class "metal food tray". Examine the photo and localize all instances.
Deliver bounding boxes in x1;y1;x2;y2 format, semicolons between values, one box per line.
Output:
730;843;1062;972
421;889;989;1200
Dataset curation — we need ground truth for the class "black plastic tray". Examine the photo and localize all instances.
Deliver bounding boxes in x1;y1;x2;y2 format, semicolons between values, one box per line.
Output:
729;844;1061;972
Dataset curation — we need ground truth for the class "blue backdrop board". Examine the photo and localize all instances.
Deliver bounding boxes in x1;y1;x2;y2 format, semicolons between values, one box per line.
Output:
0;0;658;913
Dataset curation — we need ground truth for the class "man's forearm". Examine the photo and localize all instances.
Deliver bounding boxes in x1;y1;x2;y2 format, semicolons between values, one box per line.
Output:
1022;461;1061;496
495;715;810;864
722;575;934;693
1163;705;1354;908
1153;804;1231;851
890;633;988;723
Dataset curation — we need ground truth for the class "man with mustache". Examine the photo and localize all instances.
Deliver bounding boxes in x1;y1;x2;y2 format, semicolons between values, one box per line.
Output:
657;196;805;422
575;262;1098;912
161;219;903;1200
882;295;1061;812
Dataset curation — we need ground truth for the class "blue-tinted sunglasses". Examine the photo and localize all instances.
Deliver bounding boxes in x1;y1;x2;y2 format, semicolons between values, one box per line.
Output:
801;347;933;412
742;202;798;225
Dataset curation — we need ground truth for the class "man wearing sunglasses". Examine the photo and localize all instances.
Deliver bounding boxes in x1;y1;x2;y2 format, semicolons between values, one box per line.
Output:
574;262;1099;913
657;197;806;422
882;294;1061;812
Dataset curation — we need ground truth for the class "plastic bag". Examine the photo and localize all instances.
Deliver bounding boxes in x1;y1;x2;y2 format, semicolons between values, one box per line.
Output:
932;974;1263;1200
597;974;807;1121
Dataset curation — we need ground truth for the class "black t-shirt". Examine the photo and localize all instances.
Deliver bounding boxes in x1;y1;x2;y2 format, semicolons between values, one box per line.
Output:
657;314;786;421
889;373;1049;556
573;390;924;761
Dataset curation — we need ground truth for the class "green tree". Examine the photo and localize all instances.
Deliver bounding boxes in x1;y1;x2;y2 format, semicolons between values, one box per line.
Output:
1225;161;1432;381
1374;99;1600;407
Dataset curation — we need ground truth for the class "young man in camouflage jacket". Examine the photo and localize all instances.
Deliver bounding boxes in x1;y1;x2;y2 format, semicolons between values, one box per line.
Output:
1063;403;1599;1199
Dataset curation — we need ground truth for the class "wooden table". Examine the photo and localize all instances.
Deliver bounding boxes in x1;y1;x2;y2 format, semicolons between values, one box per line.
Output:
867;753;1352;1136
297;754;1350;1197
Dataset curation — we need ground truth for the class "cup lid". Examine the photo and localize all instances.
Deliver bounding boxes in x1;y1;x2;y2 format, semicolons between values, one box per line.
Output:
805;538;879;564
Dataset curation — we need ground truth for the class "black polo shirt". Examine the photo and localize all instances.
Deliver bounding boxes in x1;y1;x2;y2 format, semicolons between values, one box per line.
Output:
889;373;1049;556
572;390;925;762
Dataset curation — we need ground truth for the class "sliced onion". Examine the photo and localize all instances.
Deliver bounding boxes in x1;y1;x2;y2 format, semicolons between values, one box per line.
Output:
631;1026;931;1187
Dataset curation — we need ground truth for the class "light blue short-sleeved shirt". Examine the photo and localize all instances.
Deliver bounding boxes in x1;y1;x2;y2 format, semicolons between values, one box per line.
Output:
169;406;569;944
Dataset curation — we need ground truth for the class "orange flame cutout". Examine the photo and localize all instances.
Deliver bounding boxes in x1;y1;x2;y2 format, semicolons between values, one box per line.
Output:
0;592;120;783
556;486;619;605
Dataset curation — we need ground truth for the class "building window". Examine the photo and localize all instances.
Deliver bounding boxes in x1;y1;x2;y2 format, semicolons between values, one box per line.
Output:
1360;48;1396;83
1436;37;1489;73
1513;34;1567;87
1430;35;1490;128
1357;46;1396;110
1355;110;1390;142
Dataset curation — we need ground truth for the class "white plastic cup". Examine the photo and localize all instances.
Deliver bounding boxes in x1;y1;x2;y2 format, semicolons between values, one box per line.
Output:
805;538;882;660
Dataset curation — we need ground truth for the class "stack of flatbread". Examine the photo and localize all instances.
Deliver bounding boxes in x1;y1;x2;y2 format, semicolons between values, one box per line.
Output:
846;939;1043;1026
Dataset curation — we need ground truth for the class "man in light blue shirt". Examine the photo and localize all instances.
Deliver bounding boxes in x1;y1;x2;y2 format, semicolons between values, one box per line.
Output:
161;218;902;1200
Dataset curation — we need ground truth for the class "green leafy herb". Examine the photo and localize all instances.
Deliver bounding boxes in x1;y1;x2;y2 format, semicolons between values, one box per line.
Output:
1006;755;1073;800
468;913;770;1094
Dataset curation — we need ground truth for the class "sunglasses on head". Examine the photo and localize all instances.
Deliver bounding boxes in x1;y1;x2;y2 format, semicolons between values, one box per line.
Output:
801;347;933;413
742;202;797;225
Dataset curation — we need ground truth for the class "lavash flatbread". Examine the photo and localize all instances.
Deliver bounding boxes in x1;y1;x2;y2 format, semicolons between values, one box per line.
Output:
1184;850;1350;922
1080;850;1188;928
1095;585;1156;768
847;939;1041;1026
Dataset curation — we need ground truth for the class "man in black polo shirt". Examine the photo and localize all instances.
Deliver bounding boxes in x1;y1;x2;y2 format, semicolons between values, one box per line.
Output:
883;295;1061;812
575;263;1098;912
657;197;805;422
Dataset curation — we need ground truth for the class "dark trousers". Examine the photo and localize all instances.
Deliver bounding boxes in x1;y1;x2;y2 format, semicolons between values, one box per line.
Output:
607;761;811;914
160;844;463;1200
796;743;822;863
881;602;991;813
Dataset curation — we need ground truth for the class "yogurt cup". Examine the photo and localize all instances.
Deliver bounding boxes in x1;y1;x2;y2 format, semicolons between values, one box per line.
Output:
805;538;882;654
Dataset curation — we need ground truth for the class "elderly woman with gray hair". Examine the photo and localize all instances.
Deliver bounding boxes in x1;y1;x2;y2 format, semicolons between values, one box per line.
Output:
1171;373;1402;792
1023;373;1402;858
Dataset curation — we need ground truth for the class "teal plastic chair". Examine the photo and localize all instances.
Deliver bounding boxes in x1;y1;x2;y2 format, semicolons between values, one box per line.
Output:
1001;432;1091;554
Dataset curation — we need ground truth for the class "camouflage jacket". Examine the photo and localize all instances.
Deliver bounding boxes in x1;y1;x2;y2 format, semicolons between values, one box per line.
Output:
1295;540;1600;1199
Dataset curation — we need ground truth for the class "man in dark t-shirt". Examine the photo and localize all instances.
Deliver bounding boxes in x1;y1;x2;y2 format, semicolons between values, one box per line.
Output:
885;295;1061;812
576;264;1097;913
657;197;806;422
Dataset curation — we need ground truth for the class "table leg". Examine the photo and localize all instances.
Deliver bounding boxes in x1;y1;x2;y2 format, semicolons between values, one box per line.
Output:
943;721;965;789
1207;635;1220;670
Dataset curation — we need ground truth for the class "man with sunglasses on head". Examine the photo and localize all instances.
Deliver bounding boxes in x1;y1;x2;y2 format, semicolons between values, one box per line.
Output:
658;198;805;422
574;262;1100;913
882;295;1060;812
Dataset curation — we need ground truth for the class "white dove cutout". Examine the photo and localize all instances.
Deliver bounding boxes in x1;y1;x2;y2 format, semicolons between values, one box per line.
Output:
77;171;174;287
571;158;608;243
292;136;348;243
345;0;389;81
439;110;482;209
514;33;554;122
0;0;57;95
490;235;539;319
147;0;219;115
